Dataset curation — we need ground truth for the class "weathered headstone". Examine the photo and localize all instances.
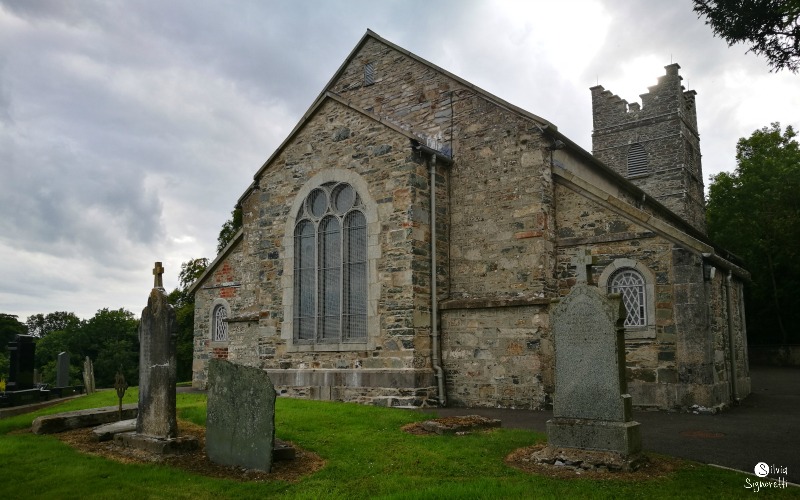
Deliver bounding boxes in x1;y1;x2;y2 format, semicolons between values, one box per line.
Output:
83;357;95;394
7;335;36;391
206;359;277;472
136;283;178;438
536;251;642;471
56;352;70;388
115;262;197;454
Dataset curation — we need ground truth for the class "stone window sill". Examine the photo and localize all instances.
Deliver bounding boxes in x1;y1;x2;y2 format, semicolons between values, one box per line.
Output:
624;327;656;340
287;342;370;353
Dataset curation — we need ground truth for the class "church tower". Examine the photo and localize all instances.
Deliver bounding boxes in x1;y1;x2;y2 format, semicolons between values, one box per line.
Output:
590;64;706;233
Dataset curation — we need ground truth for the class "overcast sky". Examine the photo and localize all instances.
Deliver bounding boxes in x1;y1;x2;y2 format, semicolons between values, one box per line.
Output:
1;0;798;322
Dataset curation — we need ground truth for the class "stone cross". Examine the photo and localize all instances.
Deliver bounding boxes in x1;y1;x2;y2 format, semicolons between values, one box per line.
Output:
571;248;596;285
153;261;165;290
114;369;128;421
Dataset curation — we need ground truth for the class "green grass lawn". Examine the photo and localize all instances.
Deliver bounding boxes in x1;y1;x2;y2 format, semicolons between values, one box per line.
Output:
0;391;796;499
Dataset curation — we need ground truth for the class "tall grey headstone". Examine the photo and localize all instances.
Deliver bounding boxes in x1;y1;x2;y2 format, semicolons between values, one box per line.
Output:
56;352;70;388
116;262;197;454
136;287;178;438
539;267;642;468
83;357;95;394
207;359;277;472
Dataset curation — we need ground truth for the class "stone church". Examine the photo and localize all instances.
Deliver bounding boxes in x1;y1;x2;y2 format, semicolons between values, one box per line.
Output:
190;30;750;411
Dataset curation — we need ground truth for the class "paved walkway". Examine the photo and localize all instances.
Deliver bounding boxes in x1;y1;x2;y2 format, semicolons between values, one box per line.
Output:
425;366;800;483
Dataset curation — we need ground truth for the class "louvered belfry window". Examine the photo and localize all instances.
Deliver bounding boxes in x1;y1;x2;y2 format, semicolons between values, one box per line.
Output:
213;305;228;341
294;182;367;343
608;268;646;327
627;143;649;177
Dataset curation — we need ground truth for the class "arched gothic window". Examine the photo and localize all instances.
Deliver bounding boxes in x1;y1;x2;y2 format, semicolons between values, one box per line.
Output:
607;268;647;327
627;143;649;177
294;182;367;343
212;304;228;341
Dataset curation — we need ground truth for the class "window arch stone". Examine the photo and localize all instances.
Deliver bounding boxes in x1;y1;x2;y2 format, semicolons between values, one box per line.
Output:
282;169;380;351
598;258;656;339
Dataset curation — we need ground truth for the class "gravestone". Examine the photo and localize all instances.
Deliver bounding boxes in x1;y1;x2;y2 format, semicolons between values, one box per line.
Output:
536;249;642;470
206;359;277;472
56;352;70;388
115;262;197;453
136;270;178;438
83;357;95;394
7;335;36;391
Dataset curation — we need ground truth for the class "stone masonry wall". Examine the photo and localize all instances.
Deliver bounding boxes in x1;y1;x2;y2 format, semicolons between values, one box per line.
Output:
441;304;551;409
192;241;246;388
329;36;558;408
554;181;750;409
334;37;557;301
591;64;706;233
194;97;445;405
555;182;677;408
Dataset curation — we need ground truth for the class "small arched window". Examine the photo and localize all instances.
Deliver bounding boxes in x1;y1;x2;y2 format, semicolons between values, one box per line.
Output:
607;268;646;327
627;143;649;177
294;182;367;343
212;304;228;341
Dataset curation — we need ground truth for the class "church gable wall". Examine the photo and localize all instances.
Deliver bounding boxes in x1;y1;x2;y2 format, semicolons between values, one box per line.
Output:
333;38;557;298
216;99;441;405
327;38;558;409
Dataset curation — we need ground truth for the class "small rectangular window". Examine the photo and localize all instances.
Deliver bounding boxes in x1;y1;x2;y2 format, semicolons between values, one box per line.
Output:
364;62;375;86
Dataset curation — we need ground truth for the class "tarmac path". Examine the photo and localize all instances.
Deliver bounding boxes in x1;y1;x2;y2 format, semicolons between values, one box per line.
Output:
425;366;800;483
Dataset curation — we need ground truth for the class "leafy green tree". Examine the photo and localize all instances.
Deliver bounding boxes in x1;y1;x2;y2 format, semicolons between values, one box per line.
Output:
168;258;209;382
693;0;800;72
34;329;75;384
83;308;139;388
217;207;242;254
29;309;139;387
707;123;800;346
26;311;82;338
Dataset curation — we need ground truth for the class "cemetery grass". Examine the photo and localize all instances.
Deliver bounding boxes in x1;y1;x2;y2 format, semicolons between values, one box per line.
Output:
1;393;793;499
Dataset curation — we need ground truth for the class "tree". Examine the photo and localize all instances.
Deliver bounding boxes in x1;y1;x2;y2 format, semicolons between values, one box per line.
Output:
26;311;82;338
0;313;27;351
706;123;800;347
167;258;209;382
82;308;139;387
217;207;242;254
29;309;139;387
693;0;800;72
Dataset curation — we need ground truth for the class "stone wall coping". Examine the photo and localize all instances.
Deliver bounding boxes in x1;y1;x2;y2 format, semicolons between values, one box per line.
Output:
439;297;550;310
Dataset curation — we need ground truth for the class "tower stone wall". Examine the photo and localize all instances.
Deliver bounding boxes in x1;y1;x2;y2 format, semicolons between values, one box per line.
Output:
591;64;706;234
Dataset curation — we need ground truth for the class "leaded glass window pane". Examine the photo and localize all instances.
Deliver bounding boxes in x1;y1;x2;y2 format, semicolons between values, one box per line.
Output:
608;269;646;327
344;211;367;341
294;220;316;340
319;216;341;340
293;182;367;344
213;305;228;341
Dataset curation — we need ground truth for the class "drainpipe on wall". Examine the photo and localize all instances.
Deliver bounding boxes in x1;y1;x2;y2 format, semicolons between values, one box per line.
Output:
725;270;739;403
429;155;447;406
